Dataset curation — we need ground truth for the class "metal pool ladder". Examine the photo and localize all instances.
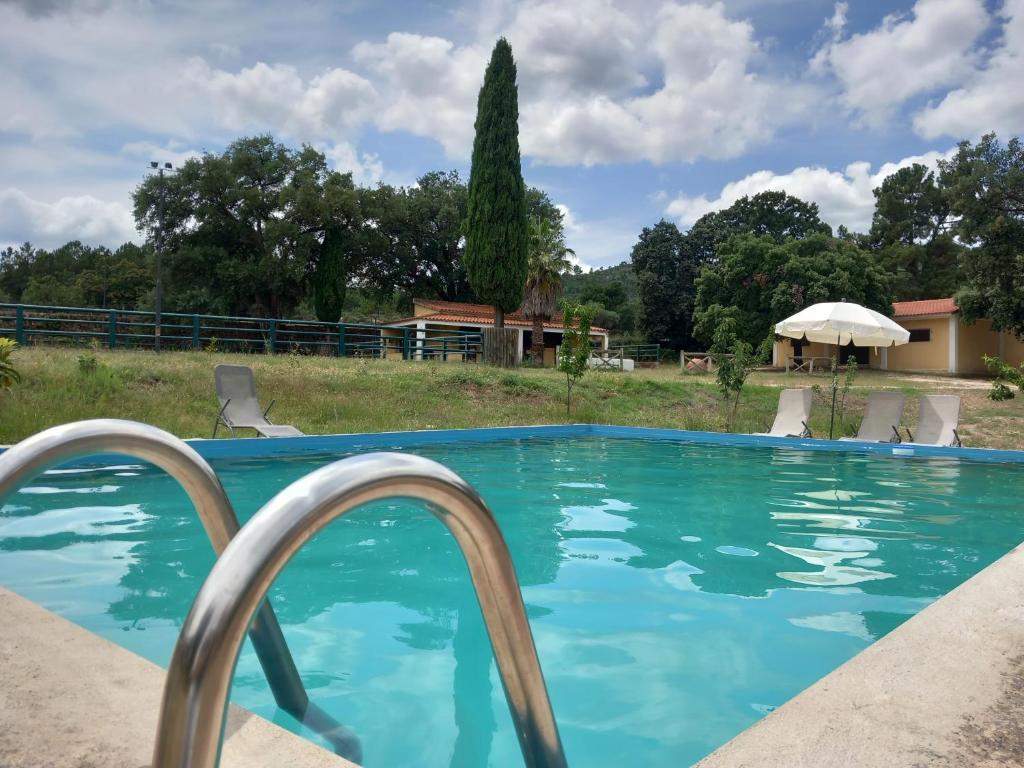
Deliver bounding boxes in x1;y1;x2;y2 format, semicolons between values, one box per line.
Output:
0;419;360;761
0;420;567;768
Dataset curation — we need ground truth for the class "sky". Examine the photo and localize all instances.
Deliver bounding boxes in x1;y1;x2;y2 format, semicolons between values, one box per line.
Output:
1;0;1021;269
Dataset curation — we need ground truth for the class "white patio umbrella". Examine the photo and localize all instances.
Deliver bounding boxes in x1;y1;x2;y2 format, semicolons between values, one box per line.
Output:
775;301;910;438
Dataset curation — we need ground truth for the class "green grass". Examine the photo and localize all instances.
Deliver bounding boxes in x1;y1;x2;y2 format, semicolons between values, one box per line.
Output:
1;346;1021;449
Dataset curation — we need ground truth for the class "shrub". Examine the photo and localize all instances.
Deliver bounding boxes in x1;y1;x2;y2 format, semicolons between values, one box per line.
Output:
983;354;1024;401
0;338;21;388
77;352;98;375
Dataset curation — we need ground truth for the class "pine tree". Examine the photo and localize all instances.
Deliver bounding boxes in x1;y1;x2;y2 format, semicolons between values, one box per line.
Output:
464;38;528;328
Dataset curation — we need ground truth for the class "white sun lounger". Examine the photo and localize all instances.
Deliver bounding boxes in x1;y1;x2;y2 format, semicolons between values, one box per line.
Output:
905;395;962;447
755;388;812;438
839;391;905;443
213;364;304;438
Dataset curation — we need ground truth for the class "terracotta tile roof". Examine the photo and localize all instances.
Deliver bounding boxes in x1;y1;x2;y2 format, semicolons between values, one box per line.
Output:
892;298;958;318
386;298;607;332
414;298;527;321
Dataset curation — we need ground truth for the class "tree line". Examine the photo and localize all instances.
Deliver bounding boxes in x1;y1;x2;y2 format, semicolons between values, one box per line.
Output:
631;133;1024;349
4;132;1021;346
0;134;569;322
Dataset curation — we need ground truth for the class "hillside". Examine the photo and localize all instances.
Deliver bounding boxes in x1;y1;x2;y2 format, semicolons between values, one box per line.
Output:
564;261;639;302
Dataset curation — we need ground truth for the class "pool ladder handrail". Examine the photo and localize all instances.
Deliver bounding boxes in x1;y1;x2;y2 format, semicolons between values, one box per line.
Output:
0;419;361;762
151;451;568;768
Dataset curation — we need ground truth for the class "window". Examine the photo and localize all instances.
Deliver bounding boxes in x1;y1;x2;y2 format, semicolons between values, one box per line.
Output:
909;328;931;343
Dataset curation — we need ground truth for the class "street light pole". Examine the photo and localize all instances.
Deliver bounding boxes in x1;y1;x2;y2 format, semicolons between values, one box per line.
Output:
149;161;174;352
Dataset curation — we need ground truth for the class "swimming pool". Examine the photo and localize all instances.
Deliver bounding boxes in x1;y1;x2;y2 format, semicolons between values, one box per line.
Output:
2;427;1023;767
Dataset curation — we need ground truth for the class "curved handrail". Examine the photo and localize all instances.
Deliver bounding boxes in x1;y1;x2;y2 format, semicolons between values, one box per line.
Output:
152;451;567;768
0;419;360;762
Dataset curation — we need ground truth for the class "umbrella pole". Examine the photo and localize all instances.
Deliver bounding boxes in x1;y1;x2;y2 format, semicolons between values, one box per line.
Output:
829;335;839;439
829;382;837;439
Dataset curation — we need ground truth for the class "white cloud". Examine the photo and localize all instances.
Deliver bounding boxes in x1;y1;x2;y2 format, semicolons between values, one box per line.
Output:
0;188;137;249
556;203;637;269
665;148;957;234
181;59;378;141
812;0;989;122
321;142;384;186
120;140;202;168
353;33;488;158
353;2;816;165
824;1;848;38
504;0;648;96
914;0;1024;139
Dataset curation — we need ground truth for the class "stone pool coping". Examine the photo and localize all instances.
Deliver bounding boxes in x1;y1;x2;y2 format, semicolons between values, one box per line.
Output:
0;586;358;768
696;540;1024;768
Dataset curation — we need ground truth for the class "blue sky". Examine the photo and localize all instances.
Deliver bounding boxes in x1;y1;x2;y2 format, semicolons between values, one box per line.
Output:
1;0;1021;268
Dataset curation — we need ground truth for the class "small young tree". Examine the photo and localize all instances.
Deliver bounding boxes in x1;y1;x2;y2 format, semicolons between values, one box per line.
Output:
837;355;859;431
558;300;593;416
711;321;772;430
983;354;1024;401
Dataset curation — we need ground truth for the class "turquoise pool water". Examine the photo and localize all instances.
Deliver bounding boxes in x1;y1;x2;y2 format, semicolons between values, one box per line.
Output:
1;436;1023;767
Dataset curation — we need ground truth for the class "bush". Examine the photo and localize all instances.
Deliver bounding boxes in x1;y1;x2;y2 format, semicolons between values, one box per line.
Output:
983;354;1024;401
0;338;21;388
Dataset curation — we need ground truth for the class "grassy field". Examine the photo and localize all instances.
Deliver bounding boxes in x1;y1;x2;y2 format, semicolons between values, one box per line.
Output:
1;346;1022;449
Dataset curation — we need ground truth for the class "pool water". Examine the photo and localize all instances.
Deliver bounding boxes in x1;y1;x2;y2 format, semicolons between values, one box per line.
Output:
2;436;1023;767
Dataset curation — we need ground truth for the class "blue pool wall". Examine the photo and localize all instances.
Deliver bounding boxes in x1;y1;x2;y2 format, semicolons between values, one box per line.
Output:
186;424;1024;463
1;423;1012;464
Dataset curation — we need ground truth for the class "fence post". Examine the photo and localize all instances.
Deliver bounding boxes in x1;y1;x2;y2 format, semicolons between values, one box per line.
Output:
192;315;201;350
338;324;346;357
402;328;411;360
268;320;277;354
108;311;117;349
14;305;25;344
442;338;448;362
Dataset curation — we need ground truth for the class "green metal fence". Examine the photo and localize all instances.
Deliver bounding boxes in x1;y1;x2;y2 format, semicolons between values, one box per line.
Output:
589;342;661;366
0;303;482;362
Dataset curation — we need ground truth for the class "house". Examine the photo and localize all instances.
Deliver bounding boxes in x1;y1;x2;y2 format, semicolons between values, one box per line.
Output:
773;298;1024;375
382;298;609;365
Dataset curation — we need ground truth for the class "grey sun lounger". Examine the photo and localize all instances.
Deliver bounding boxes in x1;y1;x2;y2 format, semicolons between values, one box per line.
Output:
755;388;812;438
839;391;905;443
213;364;304;438
905;394;962;447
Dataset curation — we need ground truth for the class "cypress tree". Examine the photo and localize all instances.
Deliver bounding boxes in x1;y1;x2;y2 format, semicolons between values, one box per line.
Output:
464;38;528;328
313;228;345;321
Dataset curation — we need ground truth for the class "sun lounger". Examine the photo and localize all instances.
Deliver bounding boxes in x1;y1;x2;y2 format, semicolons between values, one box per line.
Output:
904;395;961;447
755;388;812;438
213;364;304;438
839;391;905;443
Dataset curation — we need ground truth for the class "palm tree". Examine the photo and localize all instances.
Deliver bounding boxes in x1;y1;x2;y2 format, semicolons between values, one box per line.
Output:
520;217;575;364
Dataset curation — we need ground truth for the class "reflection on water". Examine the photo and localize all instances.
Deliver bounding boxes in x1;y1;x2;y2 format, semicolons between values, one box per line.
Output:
2;438;1024;767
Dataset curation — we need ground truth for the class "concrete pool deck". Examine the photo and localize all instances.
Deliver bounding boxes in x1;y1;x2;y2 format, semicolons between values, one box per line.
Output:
697;541;1024;767
0;587;357;768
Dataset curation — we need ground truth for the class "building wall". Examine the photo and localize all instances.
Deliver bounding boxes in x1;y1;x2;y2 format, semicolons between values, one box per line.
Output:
884;317;950;372
1002;334;1024;368
773;338;836;368
423;323;475;362
412;302;434;318
957;319;1000;374
380;327;405;360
